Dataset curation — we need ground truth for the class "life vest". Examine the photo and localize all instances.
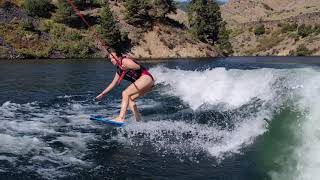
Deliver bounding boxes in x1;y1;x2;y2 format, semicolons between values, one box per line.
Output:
116;57;149;83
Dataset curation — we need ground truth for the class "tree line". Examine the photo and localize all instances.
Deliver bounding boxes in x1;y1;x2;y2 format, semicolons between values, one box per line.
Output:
22;0;233;55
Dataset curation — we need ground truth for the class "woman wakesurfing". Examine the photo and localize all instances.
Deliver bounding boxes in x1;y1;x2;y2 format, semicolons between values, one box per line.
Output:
95;49;155;123
65;0;154;123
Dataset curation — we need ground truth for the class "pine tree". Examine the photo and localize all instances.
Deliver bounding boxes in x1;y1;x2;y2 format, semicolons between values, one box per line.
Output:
54;0;95;23
217;21;233;55
124;0;151;27
188;0;232;55
125;0;176;26
72;0;99;9
97;2;123;49
151;0;176;20
54;0;72;23
188;0;222;44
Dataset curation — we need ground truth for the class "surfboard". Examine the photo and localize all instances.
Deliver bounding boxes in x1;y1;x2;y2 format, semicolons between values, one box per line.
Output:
90;115;125;127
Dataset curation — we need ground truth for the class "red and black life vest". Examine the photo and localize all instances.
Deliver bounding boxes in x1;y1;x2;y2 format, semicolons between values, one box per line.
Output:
116;57;147;83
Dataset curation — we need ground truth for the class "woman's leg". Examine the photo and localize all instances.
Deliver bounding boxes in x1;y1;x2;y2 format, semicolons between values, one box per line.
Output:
114;75;154;122
128;85;153;122
128;99;141;122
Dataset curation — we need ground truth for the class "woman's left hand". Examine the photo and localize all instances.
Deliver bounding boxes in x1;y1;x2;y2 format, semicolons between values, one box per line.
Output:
95;93;104;101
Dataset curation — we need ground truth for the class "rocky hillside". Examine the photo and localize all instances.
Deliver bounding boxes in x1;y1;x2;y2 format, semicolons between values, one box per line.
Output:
221;0;320;56
110;3;217;59
0;0;220;59
222;0;320;24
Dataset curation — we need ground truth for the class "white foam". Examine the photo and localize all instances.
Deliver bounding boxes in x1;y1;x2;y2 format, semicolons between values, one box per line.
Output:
122;109;269;161
223;67;320;180
0;101;21;117
291;68;320;180
0;101;99;178
0;155;16;163
120;66;290;160
54;132;95;152
151;66;278;110
0;134;43;155
208;113;268;159
123;121;229;155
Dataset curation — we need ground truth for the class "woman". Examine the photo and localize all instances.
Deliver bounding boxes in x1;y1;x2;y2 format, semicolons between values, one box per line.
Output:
95;51;155;123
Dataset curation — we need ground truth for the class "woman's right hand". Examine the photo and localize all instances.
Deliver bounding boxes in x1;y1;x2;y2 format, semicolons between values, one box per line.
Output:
95;93;105;101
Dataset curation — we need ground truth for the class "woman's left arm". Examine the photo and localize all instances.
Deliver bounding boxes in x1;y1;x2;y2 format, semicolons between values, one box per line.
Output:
121;58;140;70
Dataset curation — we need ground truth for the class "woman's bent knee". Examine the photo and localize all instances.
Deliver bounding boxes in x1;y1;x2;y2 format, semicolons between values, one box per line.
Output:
122;90;130;99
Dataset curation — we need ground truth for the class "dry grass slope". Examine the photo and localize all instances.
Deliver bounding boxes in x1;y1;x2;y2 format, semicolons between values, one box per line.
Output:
221;0;320;56
0;0;220;59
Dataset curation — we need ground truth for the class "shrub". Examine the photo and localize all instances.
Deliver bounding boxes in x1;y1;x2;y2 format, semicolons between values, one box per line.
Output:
288;32;300;41
298;24;313;38
23;0;52;17
0;0;14;8
96;0;107;5
313;25;320;35
295;44;312;56
39;19;55;32
19;19;34;31
68;41;91;58
262;3;273;11
52;40;92;58
245;30;283;55
254;24;265;35
281;23;298;33
65;29;82;41
40;20;66;38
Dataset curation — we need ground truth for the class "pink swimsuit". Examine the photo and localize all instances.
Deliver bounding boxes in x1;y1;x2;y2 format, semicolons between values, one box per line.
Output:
116;57;154;83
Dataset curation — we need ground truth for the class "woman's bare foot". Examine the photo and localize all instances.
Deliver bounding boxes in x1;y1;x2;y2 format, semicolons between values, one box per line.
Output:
112;116;125;123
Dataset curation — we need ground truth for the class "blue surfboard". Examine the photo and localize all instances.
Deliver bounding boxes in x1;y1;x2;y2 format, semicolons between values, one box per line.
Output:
90;115;125;127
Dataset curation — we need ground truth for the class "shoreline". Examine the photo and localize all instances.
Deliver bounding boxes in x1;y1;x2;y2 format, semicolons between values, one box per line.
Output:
0;57;225;63
0;56;319;65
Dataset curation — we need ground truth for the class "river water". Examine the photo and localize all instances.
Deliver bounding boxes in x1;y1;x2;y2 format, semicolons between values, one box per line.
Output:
0;56;319;180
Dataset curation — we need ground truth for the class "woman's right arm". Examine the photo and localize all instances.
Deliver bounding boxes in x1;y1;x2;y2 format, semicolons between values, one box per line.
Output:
95;73;120;100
